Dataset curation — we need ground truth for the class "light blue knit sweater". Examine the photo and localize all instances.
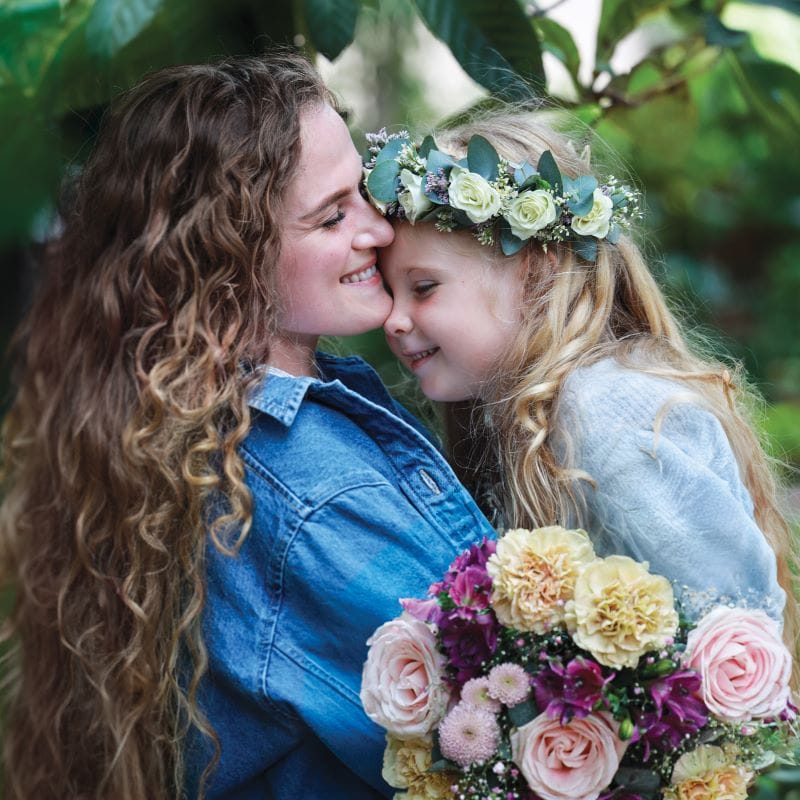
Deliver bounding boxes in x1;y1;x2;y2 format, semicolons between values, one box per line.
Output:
557;358;785;623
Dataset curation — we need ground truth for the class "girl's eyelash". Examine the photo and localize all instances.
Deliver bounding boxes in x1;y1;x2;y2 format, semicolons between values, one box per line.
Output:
413;282;437;297
322;211;345;229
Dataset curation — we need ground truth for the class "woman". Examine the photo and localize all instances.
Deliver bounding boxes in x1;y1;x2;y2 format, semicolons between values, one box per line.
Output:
0;53;493;799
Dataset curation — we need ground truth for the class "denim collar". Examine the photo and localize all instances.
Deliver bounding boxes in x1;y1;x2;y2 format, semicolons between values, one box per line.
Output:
247;352;389;428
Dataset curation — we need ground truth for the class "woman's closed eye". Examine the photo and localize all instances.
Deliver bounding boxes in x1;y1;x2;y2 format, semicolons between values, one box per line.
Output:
321;210;345;230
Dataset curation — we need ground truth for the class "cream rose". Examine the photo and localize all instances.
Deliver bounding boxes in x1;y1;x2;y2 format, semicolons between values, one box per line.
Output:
398;169;433;222
566;555;678;669
447;166;502;223
505;189;557;239
510;711;627;800
487;527;596;633
684;606;792;723
664;745;753;800
571;188;613;238
382;734;454;798
361;614;450;738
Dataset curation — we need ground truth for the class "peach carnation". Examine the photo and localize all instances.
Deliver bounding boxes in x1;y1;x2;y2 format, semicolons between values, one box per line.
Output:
566;555;678;669
382;734;455;799
487;527;596;633
664;745;753;800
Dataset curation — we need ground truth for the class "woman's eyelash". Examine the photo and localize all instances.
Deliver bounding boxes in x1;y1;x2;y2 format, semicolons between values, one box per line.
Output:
322;211;345;229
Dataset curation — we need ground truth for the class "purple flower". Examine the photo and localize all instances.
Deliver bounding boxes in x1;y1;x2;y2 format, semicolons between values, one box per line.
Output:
448;565;493;618
399;596;444;626
531;656;610;724
440;613;499;685
635;669;708;759
431;537;496;596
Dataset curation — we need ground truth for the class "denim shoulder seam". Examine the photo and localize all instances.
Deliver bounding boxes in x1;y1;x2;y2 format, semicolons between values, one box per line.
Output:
240;444;307;514
260;478;393;715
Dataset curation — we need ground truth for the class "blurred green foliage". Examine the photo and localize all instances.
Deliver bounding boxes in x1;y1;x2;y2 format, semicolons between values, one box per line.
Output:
1;0;800;793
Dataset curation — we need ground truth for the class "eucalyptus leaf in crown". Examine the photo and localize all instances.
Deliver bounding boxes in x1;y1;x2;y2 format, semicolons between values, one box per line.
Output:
363;129;642;262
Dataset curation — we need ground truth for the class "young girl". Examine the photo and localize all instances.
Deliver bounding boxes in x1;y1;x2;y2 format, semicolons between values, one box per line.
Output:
371;112;798;668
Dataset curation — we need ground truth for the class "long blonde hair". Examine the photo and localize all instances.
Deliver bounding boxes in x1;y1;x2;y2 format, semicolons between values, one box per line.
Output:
436;110;799;675
0;53;332;799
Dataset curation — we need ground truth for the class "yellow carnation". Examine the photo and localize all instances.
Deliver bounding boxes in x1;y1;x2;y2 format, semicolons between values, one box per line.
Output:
382;735;454;799
566;555;678;669
487;527;596;633
664;745;753;800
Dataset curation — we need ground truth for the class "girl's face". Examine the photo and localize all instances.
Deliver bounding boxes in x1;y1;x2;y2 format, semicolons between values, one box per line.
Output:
274;104;394;370
381;224;523;402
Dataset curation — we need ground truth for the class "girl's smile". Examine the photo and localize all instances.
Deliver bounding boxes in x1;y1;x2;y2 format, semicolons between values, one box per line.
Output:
380;225;523;402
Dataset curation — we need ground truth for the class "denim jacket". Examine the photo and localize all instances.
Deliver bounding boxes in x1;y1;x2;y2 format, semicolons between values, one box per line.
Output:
184;353;494;799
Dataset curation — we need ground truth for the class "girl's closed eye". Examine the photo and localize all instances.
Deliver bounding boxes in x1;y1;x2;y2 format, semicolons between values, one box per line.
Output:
412;281;438;298
322;210;345;229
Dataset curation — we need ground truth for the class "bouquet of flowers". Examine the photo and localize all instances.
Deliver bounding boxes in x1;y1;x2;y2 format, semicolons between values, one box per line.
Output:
360;527;797;800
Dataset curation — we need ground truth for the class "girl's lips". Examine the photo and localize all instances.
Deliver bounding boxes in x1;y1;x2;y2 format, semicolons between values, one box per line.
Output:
406;346;439;370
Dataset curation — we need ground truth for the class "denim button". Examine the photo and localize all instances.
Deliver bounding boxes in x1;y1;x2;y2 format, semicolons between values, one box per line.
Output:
419;468;441;495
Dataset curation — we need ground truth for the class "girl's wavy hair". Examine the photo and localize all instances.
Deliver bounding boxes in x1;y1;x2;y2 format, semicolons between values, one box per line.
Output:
435;110;799;682
0;52;332;798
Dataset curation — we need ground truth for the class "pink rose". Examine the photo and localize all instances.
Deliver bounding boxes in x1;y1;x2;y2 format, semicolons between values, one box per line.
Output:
510;711;627;800
360;613;450;738
684;606;792;723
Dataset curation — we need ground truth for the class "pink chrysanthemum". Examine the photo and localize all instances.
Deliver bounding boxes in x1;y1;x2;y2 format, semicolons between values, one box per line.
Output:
488;662;530;707
438;702;500;766
460;677;502;713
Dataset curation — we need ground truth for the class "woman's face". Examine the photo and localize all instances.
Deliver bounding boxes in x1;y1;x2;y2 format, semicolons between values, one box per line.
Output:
381;224;523;402
275;104;394;360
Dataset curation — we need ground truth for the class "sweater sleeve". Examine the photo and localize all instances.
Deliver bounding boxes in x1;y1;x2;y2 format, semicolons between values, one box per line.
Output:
559;362;786;623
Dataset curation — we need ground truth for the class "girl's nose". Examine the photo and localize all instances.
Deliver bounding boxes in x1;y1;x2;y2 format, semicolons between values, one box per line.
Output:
384;302;413;337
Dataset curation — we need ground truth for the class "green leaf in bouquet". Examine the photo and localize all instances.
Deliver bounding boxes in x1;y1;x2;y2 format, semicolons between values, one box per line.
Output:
303;0;360;61
466;134;499;181
428;731;458;773
418;134;437;159
506;697;538;728
85;0;165;60
612;767;661;799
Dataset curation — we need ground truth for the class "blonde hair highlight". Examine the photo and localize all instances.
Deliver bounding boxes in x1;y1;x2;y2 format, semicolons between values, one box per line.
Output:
0;53;332;798
436;110;799;682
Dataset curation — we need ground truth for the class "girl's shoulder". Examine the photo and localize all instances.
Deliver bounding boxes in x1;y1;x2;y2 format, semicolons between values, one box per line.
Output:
555;357;733;471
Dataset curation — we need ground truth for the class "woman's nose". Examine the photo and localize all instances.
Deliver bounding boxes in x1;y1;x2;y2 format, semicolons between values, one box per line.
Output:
353;198;394;250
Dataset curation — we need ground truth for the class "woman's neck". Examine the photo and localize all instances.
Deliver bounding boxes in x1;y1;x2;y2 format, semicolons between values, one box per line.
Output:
268;336;319;377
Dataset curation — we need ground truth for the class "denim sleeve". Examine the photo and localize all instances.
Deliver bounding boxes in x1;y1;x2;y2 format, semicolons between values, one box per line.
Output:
579;402;786;623
266;480;477;795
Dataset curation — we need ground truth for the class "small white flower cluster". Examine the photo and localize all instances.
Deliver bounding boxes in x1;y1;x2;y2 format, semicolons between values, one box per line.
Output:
363;130;643;261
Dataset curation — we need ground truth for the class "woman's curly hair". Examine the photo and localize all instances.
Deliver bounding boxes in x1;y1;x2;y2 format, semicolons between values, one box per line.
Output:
0;52;332;799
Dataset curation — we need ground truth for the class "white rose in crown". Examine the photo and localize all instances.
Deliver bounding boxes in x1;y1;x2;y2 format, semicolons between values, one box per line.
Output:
448;166;502;224
506;189;557;240
398;169;433;223
362;167;388;214
571;188;613;238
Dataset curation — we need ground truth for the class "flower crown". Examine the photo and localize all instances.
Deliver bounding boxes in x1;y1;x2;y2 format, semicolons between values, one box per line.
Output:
363;129;642;262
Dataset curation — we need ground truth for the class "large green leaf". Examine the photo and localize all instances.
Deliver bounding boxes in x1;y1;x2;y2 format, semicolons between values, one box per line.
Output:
596;0;685;65
532;16;580;87
304;0;360;61
85;0;165;59
412;0;544;98
0;0;93;91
